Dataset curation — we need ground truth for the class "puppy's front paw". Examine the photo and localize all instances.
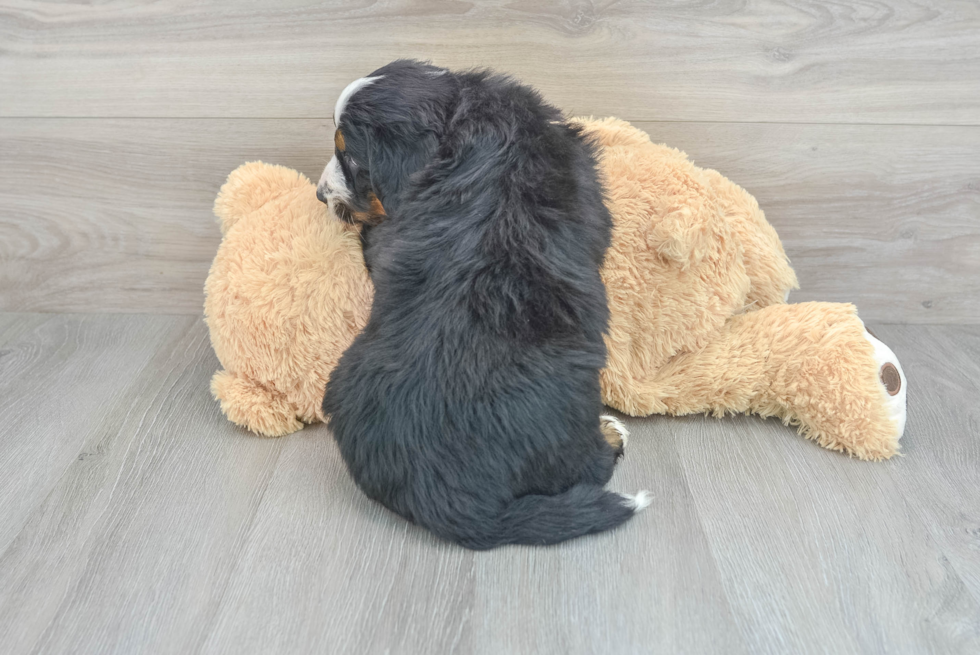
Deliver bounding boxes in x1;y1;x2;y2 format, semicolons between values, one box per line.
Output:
600;414;629;456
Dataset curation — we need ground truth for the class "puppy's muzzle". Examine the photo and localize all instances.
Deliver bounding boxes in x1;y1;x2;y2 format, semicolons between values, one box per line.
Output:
315;191;355;224
331;201;355;224
316;156;354;223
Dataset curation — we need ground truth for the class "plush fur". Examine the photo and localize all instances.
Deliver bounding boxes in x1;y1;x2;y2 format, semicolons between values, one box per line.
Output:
582;117;905;459
317;62;645;549
205;119;907;462
206;163;372;436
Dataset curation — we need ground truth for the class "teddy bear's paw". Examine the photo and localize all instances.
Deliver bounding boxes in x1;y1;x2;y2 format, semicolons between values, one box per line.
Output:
862;327;907;440
211;370;304;438
600;414;629;457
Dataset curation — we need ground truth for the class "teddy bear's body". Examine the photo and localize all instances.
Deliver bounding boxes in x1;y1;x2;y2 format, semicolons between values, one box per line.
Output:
583;117;798;413
206;118;906;460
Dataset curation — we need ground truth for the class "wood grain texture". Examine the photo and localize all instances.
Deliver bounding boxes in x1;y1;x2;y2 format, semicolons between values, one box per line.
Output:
0;313;284;655
674;416;980;653
0;313;194;653
0;313;189;555
0;313;978;654
869;324;980;610
2;118;977;322
1;0;978;124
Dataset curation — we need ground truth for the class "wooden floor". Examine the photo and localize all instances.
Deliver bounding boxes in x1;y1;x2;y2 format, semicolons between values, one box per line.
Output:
2;0;979;653
0;314;977;654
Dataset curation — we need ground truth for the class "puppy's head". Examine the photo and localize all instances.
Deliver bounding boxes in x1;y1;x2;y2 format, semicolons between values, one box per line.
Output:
317;60;454;226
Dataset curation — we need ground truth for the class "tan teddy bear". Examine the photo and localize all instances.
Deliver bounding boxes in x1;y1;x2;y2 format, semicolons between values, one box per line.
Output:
205;118;907;460
206;163;372;437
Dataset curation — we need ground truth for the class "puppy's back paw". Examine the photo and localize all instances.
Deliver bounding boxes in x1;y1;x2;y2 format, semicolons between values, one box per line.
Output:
600;414;629;456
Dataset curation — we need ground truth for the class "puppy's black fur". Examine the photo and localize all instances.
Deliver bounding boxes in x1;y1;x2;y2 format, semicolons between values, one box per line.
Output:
322;60;639;549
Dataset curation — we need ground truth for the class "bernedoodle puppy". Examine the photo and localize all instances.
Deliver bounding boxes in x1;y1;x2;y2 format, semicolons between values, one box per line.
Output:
318;60;649;550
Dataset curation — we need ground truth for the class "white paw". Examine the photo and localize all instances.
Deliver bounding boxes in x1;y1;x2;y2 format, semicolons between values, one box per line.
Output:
600;414;629;448
861;326;907;439
621;490;653;512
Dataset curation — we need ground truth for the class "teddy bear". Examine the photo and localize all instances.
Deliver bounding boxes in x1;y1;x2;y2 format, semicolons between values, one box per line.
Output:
204;117;907;460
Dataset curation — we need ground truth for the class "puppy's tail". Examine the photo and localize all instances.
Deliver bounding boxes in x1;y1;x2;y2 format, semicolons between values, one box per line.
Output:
424;485;652;551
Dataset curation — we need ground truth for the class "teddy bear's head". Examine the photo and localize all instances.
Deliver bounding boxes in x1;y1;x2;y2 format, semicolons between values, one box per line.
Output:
205;162;373;436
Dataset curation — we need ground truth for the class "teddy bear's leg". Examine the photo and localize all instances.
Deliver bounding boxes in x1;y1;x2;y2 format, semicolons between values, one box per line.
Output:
210;370;304;437
634;302;906;460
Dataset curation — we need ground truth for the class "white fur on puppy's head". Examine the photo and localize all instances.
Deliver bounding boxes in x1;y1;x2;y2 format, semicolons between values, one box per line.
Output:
333;76;382;124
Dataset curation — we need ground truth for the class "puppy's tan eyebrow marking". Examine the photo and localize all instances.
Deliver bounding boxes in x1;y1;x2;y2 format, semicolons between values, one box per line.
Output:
334;129;346;152
368;191;386;217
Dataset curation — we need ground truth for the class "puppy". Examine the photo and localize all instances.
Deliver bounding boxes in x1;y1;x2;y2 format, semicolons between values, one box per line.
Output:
318;60;649;549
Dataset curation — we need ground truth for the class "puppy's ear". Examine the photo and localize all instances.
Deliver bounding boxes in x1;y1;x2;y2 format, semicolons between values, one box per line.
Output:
366;130;442;211
347;62;458;210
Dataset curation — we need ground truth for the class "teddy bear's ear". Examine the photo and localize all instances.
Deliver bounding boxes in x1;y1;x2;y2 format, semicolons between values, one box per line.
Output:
213;162;311;234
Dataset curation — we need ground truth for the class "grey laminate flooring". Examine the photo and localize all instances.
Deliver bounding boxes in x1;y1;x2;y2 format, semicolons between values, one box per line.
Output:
2;1;979;652
1;312;977;654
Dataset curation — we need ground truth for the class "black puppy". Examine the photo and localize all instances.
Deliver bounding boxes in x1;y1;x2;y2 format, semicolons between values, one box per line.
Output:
318;60;649;549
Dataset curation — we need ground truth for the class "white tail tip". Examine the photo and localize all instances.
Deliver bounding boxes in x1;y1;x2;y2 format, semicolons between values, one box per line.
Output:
621;490;653;512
